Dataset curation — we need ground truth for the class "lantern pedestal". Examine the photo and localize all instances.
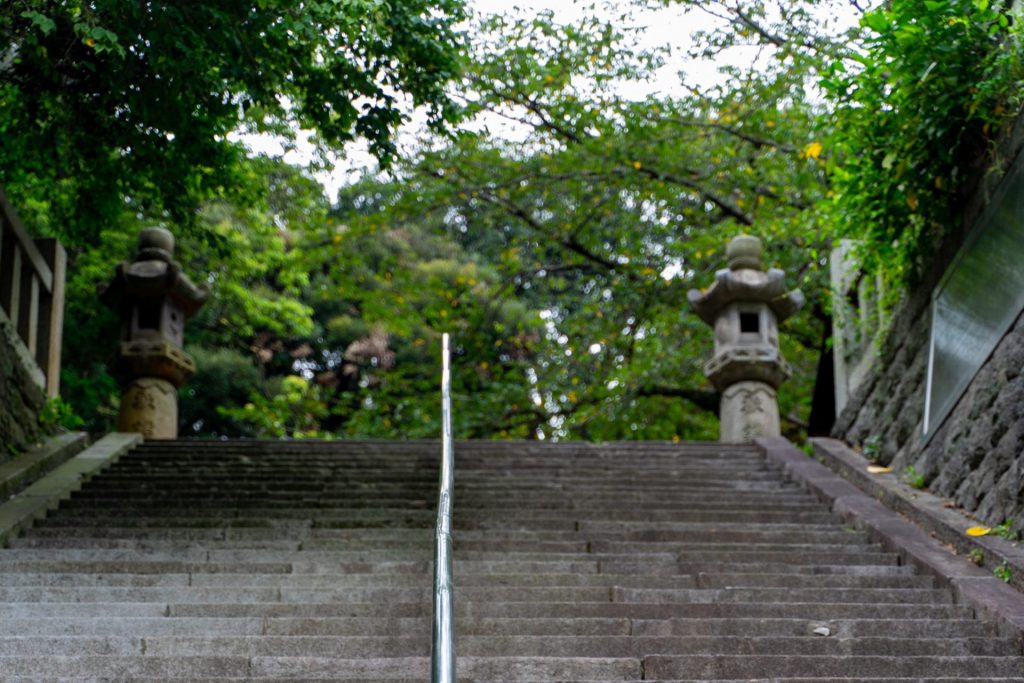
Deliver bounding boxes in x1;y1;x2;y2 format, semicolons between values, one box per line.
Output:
118;377;178;438
720;381;780;443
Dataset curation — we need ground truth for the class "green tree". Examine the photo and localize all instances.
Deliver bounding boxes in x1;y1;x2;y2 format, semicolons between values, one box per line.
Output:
0;0;467;244
365;6;837;439
823;0;1024;285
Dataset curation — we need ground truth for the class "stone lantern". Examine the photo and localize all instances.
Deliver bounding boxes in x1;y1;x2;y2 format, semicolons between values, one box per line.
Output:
100;228;208;438
687;235;804;443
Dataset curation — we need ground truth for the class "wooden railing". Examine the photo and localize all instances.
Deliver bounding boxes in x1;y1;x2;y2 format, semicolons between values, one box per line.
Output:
0;187;65;397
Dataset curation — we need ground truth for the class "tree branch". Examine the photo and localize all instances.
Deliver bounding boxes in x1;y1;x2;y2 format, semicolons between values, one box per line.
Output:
659;117;800;154
635;384;720;414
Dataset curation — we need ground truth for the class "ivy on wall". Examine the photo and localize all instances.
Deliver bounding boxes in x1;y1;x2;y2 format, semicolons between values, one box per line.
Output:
824;0;1024;290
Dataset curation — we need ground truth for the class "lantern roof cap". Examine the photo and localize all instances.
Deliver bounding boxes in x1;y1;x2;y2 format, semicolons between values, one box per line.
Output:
687;235;803;325
727;234;764;271
137;227;175;263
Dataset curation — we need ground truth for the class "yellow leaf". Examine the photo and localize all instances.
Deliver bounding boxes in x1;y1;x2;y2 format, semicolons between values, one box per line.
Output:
966;526;991;537
867;465;892;474
906;193;918;212
633;160;642;170
803;142;823;160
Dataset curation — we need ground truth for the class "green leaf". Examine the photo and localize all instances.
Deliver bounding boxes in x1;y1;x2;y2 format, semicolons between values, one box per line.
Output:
20;10;56;35
862;11;890;33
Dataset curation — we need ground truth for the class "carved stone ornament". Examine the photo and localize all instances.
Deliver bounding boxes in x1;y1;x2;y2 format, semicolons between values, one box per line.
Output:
720;382;781;443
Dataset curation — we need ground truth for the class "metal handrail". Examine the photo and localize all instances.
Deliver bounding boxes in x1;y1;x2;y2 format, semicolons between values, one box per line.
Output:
431;333;455;683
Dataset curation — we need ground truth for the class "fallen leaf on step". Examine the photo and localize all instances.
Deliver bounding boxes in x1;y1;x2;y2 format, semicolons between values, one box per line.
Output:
866;465;892;474
966;526;991;537
812;626;831;637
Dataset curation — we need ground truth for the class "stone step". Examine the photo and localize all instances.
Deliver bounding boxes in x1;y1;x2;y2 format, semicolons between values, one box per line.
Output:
4;538;890;557
642;654;1024;679
631;617;1002;639
0;634;1016;658
103;467;770;478
0;615;630;637
110;474;780;485
0;585;956;606
0;572;699;589
155;601;975;620
7;614;984;641
0;654;646;679
0;548;899;567
20;679;1020;683
1;437;1017;680
20;526;876;546
64;496;827;512
46;505;839;528
0;558;915;578
694;572;934;589
612;587;954;605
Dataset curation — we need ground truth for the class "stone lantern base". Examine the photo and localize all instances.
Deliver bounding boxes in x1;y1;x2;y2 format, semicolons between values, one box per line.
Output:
117;377;178;439
719;381;780;443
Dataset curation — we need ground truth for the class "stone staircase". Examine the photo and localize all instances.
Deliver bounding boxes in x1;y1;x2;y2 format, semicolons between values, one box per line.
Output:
0;439;1021;681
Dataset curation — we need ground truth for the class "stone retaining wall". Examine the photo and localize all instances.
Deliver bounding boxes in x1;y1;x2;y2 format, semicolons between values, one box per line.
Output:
0;313;44;454
832;113;1024;536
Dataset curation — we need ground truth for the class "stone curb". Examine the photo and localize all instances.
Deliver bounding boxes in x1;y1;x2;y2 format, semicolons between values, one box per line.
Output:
0;432;89;501
755;436;1024;638
0;433;142;547
809;436;1024;595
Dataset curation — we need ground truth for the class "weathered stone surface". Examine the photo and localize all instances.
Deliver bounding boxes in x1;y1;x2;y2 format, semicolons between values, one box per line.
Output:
689;236;802;443
0;313;45;454
0;438;1020;677
720;381;780;443
835;304;1024;533
833;108;1024;536
117;377;177;439
101;229;208;439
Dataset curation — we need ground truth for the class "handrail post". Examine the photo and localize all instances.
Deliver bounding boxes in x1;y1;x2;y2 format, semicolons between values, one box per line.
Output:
0;188;64;396
431;333;455;683
34;238;65;397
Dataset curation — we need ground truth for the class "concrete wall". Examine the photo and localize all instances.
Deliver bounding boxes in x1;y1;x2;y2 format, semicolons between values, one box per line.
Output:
832;114;1024;535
